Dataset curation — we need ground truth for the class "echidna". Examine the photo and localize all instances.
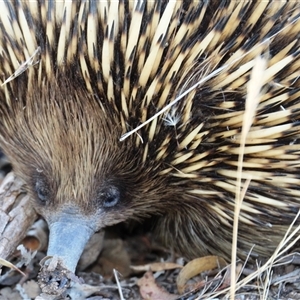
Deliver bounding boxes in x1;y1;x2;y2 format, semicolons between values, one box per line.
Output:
1;1;300;273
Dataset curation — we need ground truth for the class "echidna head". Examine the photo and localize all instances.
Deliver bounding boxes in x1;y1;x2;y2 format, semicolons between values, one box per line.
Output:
0;77;168;271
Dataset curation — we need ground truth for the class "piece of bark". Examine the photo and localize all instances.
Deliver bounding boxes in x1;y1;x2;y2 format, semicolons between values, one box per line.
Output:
0;172;37;261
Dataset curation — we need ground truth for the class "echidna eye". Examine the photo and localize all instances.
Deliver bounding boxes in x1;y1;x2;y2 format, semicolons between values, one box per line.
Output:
101;186;120;208
35;179;50;204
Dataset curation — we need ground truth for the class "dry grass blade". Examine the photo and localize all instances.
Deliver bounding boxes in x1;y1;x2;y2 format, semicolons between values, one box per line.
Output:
196;211;300;299
0;257;26;277
231;55;267;299
114;269;125;300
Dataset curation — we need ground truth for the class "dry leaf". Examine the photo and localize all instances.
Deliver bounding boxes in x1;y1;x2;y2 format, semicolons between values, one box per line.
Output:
176;255;227;294
22;219;48;252
21;280;41;299
137;271;178;300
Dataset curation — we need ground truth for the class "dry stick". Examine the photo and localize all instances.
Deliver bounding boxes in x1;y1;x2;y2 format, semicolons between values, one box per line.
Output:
0;172;37;262
230;55;267;300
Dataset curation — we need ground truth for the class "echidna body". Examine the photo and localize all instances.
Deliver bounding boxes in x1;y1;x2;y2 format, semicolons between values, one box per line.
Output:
1;1;300;272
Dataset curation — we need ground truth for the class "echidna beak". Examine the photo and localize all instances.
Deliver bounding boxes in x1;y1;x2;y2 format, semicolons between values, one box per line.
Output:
47;219;95;273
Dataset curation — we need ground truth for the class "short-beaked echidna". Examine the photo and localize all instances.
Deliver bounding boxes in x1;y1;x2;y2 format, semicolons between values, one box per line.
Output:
1;1;300;272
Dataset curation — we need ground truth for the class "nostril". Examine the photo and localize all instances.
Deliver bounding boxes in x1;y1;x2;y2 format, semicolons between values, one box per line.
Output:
38;266;71;295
